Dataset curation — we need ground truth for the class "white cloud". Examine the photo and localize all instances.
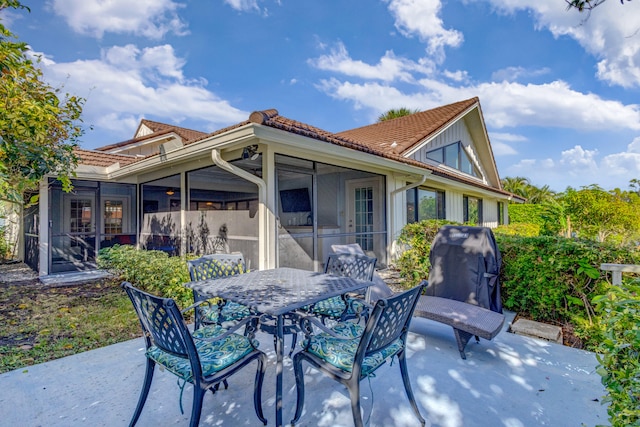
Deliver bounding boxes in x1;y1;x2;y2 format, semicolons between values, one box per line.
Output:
442;69;469;83
385;0;463;61
489;132;527;156
486;0;640;88
491;66;551;83
600;137;640;179
308;42;434;83
505;141;640;190
559;145;599;169
224;0;260;12
33;44;247;141
316;77;640;132
628;136;640;153
51;0;187;39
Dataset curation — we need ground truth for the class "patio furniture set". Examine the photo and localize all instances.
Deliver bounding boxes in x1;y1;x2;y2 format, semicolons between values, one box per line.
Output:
122;226;505;427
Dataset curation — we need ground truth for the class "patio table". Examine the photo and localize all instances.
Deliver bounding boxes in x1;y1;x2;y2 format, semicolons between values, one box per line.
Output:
186;267;373;427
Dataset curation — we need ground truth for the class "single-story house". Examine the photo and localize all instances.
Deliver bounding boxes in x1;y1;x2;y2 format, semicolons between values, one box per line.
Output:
22;96;522;276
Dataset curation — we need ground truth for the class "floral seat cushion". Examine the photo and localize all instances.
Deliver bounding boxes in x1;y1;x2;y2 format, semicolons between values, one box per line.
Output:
146;325;256;383
303;323;403;376
199;300;252;324
311;296;367;319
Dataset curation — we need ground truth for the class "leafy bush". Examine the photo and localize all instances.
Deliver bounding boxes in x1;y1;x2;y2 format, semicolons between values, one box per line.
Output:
593;281;640;427
494;222;540;237
395;219;459;286
498;236;639;331
0;226;10;262
97;245;193;309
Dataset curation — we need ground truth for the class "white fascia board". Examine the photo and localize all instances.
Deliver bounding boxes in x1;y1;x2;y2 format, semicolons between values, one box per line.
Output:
106;124;256;179
74;164;110;178
105;133;178;154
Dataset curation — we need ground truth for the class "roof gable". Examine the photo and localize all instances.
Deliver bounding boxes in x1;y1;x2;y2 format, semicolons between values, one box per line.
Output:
335;98;479;155
74;148;140;168
96;119;207;153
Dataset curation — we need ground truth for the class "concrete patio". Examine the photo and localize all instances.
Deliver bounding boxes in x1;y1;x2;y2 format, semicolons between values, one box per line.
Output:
0;311;608;427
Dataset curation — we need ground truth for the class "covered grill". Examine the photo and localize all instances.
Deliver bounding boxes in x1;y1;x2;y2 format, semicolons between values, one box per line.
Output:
426;225;502;313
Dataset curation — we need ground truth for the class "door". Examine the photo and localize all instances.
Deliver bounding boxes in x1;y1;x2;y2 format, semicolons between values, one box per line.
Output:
51;190;97;272
345;177;384;255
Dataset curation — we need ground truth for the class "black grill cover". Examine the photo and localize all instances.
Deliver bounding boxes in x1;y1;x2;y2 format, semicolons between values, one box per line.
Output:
426;225;502;313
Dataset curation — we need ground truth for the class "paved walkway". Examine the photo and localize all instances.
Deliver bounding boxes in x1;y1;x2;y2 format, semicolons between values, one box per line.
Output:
0;311;608;427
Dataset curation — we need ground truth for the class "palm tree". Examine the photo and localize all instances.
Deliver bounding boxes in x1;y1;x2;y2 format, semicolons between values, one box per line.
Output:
501;176;531;199
527;184;556;204
377;107;420;122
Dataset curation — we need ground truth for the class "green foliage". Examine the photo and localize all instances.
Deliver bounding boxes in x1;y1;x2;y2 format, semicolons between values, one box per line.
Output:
0;225;10;261
561;185;640;245
592;282;640;426
494;222;541;237
498;235;639;330
97;245;193;309
377;107;420;122
507;202;566;236
395;219;459;286
0;0;85;203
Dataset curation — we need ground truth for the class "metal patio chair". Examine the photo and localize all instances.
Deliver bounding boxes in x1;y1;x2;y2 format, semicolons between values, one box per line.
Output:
187;253;252;329
122;282;267;427
291;282;426;427
309;253;377;322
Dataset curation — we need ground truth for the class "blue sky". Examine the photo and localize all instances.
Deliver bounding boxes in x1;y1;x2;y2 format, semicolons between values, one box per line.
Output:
3;0;640;192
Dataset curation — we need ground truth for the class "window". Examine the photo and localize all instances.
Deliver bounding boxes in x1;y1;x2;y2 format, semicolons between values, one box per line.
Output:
498;201;505;225
426;142;479;177
463;195;482;225
104;200;123;234
406;187;445;222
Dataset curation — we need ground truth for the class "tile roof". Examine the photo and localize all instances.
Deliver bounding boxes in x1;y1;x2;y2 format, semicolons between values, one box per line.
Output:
138;119;208;143
248;102;515;197
94;119;207;152
76;98;516;197
74;148;140;167
335;97;479;155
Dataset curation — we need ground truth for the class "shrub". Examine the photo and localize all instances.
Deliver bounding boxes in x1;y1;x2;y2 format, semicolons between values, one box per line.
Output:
494;222;540;237
395;219;459;286
97;245;193;309
497;236;639;333
593;281;640;427
0;226;10;262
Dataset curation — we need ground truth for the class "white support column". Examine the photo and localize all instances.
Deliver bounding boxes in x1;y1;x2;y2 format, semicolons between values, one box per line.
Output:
38;180;49;276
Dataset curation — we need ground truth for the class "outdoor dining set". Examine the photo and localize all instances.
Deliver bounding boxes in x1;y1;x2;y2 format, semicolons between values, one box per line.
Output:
121;226;505;427
122;250;425;427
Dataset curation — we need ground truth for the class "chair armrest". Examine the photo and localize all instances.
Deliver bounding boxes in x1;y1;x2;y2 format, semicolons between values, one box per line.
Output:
297;314;355;340
192;315;260;343
180;299;211;315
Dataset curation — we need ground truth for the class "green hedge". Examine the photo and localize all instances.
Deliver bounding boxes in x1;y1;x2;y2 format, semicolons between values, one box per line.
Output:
594;281;640;427
97;245;193;309
395;219;458;284
497;235;639;326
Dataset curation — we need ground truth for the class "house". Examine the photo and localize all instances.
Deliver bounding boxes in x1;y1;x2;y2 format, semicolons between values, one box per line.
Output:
23;97;521;276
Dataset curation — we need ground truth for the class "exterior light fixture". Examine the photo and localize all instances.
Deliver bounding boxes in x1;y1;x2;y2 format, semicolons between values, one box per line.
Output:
166;188;175;196
242;145;260;161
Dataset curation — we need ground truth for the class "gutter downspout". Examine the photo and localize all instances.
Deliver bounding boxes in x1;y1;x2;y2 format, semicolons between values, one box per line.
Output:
389;173;430;261
212;149;268;269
